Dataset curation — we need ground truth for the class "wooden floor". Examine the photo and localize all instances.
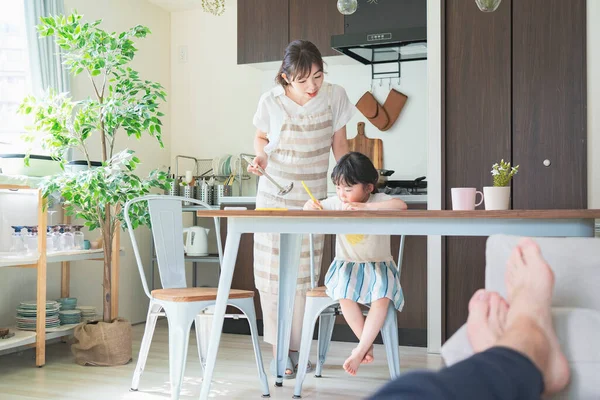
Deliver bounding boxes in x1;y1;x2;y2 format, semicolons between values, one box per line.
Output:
0;321;443;399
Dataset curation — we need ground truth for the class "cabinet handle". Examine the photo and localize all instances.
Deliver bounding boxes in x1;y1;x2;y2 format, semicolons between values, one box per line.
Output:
543;159;551;167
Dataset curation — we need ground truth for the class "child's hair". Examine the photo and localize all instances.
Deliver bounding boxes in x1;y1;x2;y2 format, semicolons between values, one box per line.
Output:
275;40;324;87
331;152;379;194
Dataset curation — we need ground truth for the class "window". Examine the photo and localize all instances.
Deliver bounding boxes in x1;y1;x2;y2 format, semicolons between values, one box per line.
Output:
0;0;33;153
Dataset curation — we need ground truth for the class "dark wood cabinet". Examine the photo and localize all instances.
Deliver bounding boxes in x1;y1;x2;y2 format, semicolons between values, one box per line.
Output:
443;0;586;339
289;0;344;57
237;0;343;64
511;0;587;210
237;0;289;64
444;0;512;339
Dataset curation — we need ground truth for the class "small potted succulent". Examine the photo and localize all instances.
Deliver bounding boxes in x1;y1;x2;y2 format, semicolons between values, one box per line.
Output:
484;159;519;210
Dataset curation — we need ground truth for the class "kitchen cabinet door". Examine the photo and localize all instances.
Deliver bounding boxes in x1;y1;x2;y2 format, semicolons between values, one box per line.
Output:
237;0;289;64
511;0;586;209
444;0;512;339
289;0;344;57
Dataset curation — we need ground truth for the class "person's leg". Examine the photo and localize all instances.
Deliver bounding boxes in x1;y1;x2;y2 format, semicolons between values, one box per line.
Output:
369;346;543;400
371;238;570;399
343;298;390;375
339;299;365;339
339;299;374;364
288;291;315;372
258;291;294;376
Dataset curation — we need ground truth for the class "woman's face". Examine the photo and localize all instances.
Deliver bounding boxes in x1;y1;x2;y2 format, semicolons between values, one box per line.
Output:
284;63;324;101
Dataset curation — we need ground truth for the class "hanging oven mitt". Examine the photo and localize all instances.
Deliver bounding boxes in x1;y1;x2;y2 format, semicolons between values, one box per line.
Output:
381;89;408;131
356;91;389;131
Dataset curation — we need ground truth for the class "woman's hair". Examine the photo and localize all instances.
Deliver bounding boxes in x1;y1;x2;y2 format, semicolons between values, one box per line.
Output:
331;152;379;193
275;40;324;87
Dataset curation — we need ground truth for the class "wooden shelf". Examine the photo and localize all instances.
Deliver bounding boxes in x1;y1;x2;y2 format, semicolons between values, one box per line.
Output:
0;324;78;353
0;249;125;268
0;182;121;366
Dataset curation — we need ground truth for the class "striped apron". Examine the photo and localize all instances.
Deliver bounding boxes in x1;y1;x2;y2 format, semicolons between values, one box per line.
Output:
254;84;334;295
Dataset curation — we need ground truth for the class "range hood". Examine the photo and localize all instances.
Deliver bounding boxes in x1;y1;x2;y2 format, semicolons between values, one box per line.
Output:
331;0;427;65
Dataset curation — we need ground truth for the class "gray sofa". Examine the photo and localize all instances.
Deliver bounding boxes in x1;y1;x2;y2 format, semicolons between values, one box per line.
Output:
441;234;600;399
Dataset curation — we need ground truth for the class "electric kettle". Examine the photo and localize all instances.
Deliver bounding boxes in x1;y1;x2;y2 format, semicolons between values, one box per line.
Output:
183;226;209;256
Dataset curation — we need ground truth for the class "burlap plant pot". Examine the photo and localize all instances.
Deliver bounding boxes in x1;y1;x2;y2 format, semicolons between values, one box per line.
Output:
71;318;132;366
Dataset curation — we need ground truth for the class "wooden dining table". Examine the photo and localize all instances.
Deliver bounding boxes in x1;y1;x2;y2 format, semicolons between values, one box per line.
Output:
195;208;600;399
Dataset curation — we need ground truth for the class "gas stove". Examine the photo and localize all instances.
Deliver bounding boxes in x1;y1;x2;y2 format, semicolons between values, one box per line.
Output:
382;186;427;195
381;176;427;195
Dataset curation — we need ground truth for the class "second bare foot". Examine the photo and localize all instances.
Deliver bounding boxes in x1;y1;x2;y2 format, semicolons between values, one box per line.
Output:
466;289;508;353
361;345;374;364
343;347;365;376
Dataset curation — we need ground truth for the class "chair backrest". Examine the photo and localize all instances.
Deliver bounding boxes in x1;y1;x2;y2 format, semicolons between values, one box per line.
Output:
309;234;406;289
124;195;216;298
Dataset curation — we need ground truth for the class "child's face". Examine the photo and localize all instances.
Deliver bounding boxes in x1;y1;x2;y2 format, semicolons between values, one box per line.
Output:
336;182;373;203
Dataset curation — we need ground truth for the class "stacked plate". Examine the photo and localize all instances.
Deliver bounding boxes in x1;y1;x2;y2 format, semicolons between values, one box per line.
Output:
77;306;97;322
16;300;60;331
57;297;77;310
59;309;82;325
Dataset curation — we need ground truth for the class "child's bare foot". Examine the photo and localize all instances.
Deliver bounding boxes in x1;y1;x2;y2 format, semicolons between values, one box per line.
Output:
504;238;570;395
343;347;366;375
466;289;509;353
361;345;374;364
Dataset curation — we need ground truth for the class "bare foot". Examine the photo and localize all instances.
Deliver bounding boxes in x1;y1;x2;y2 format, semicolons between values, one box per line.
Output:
343;347;365;376
361;345;374;364
504;238;570;395
467;289;509;353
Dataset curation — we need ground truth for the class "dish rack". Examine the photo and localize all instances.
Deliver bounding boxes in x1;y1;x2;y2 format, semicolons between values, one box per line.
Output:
168;154;255;199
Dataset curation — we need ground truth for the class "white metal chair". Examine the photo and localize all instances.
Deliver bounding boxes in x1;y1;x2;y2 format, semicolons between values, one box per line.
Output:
124;195;269;399
293;234;406;398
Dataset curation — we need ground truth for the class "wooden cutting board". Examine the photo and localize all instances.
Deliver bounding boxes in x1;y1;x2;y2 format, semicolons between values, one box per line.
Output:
347;122;383;170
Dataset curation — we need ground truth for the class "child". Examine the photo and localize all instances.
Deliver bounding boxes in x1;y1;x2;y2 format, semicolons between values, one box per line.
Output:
304;152;408;375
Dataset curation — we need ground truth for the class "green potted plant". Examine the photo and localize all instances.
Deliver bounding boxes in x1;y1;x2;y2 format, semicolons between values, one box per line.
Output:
18;12;170;365
484;159;519;210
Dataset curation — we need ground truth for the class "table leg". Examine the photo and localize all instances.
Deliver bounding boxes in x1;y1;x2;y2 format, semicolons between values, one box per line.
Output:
275;233;303;386
199;231;241;400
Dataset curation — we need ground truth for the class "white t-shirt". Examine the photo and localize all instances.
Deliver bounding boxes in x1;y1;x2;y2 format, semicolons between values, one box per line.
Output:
320;193;395;263
252;82;356;155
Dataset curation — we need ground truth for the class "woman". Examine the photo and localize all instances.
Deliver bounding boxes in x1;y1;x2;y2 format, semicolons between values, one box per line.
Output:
248;39;355;377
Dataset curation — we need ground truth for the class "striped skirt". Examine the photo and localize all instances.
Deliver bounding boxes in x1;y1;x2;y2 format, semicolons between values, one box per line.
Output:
324;260;405;311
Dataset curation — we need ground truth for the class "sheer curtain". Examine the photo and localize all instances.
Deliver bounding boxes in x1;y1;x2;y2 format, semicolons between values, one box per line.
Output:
24;0;70;96
20;0;70;155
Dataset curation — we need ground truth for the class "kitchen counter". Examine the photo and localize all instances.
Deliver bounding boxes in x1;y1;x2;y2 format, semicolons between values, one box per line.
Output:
219;194;427;205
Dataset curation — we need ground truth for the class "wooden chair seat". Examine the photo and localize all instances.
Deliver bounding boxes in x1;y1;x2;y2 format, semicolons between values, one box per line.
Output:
307;286;329;297
151;287;254;302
